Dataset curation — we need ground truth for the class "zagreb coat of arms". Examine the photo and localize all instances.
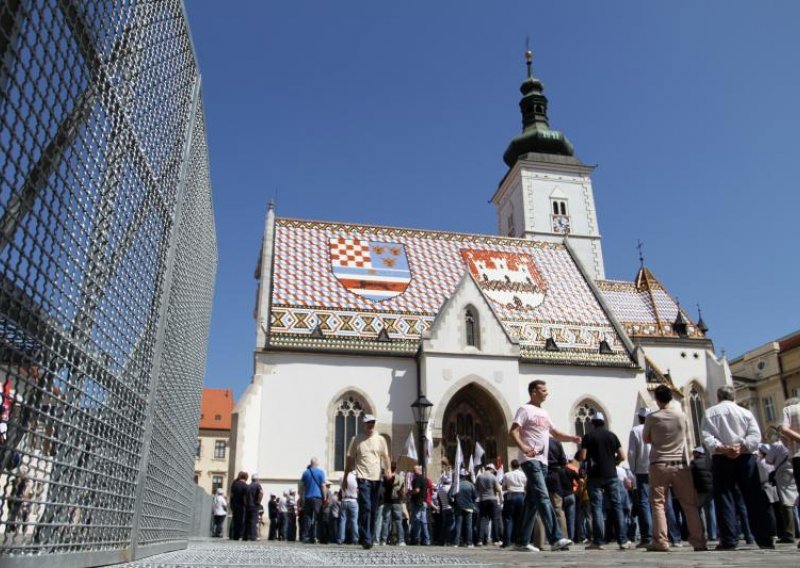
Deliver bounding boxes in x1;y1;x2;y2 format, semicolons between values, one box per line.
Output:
461;249;547;310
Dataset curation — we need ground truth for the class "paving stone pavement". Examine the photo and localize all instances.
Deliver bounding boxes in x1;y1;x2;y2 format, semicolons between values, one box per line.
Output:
118;538;800;567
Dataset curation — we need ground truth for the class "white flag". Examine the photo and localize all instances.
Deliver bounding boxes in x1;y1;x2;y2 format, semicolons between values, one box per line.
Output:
473;441;485;468
453;436;463;494
468;453;475;482
397;429;418;472
425;421;433;465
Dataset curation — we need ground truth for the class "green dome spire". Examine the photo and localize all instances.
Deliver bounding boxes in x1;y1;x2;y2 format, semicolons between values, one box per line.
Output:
502;50;575;167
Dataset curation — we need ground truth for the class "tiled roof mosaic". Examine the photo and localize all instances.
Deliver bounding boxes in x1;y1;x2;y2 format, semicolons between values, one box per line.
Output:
596;273;705;340
269;218;635;366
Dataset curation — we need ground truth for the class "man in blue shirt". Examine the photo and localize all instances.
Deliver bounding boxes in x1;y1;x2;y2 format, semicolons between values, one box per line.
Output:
300;456;327;543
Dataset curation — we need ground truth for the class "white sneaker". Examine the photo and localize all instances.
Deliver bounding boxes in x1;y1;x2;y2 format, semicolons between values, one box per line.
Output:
494;540;503;547
398;542;406;547
467;544;474;548
619;541;633;550
515;544;540;552
552;538;573;551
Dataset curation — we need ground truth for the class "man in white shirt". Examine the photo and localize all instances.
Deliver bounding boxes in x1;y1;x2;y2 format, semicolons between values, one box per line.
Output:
628;407;652;547
501;459;527;548
701;385;771;550
509;379;580;552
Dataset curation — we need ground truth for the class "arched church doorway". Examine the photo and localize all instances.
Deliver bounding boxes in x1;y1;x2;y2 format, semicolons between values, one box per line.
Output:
441;383;508;469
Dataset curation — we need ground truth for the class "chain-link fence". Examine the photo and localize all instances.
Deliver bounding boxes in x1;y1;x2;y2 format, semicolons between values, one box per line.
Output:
0;1;216;565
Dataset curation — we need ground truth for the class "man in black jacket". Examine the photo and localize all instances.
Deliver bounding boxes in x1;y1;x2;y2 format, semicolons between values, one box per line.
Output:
268;494;279;540
245;473;264;540
229;471;249;540
690;447;716;540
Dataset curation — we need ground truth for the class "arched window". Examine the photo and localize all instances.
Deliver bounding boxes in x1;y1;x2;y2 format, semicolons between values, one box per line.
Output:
574;400;603;438
465;307;479;348
333;394;370;471
688;384;706;447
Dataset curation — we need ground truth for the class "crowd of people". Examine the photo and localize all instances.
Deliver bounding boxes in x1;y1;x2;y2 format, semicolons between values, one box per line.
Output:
219;380;800;554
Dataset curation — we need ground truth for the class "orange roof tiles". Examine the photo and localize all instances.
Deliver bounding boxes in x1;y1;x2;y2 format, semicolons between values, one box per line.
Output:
199;388;234;430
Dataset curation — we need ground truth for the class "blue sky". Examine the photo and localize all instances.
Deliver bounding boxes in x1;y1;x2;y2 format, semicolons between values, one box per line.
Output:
184;1;800;399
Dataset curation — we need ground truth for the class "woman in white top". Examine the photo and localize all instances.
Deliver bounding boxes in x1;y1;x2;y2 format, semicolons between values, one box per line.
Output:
213;488;228;537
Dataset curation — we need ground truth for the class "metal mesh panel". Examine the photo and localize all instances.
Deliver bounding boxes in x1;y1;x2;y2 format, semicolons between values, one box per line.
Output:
136;97;216;547
0;0;215;563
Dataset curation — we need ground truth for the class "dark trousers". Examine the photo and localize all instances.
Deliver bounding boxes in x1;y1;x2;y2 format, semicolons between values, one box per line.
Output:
244;507;259;540
268;515;278;540
712;454;771;547
503;492;524;546
454;508;473;546
479;499;502;544
230;505;245;540
356;478;382;546
213;514;225;537
302;497;322;543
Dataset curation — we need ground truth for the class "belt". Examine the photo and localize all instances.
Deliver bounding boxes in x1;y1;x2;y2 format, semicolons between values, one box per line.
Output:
652;460;686;467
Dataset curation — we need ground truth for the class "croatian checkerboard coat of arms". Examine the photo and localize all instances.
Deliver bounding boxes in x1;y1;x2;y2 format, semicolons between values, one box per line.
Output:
461;249;547;310
329;238;412;301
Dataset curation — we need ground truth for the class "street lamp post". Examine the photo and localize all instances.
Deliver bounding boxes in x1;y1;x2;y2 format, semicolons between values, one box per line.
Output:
410;395;433;481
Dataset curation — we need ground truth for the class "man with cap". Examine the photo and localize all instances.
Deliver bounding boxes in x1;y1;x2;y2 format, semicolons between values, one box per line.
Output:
628;407;653;547
344;413;391;549
576;410;632;550
299;456;327;543
510;379;579;552
643;385;707;552
701;385;771;549
690;446;716;540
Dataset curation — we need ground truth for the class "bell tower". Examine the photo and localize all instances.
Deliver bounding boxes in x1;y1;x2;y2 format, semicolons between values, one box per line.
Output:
491;50;605;280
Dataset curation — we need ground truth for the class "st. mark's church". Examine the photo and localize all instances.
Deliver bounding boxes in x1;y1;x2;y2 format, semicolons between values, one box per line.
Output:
231;54;732;493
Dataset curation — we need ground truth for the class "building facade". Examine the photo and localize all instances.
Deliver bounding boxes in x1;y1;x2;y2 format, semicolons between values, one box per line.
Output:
195;389;235;495
732;330;800;435
232;54;731;496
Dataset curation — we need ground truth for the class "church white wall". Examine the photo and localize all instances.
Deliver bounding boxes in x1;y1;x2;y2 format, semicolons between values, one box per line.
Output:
640;343;723;395
252;351;416;494
517;363;644;456
232;373;263;480
425;353;520;438
496;177;525;238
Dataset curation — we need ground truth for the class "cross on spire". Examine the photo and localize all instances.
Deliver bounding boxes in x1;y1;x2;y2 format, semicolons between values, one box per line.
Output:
525;36;532;78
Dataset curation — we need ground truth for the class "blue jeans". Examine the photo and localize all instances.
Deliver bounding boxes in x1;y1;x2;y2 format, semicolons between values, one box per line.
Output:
634;473;653;543
410;501;430;544
454;508;473;546
562;493;576;541
380;502;404;544
356;478;382;546
338;498;358;544
519;460;563;546
503;492;524;545
588;476;628;545
712;454;770;548
697;493;717;540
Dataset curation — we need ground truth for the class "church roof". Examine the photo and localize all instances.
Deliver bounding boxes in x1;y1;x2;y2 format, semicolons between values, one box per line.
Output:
596;268;706;340
267;218;635;367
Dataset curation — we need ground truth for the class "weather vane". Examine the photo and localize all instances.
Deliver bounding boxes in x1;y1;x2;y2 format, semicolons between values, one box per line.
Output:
636;239;645;268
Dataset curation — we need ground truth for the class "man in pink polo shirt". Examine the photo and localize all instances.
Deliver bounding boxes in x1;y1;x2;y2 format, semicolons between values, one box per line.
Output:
509;379;581;552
